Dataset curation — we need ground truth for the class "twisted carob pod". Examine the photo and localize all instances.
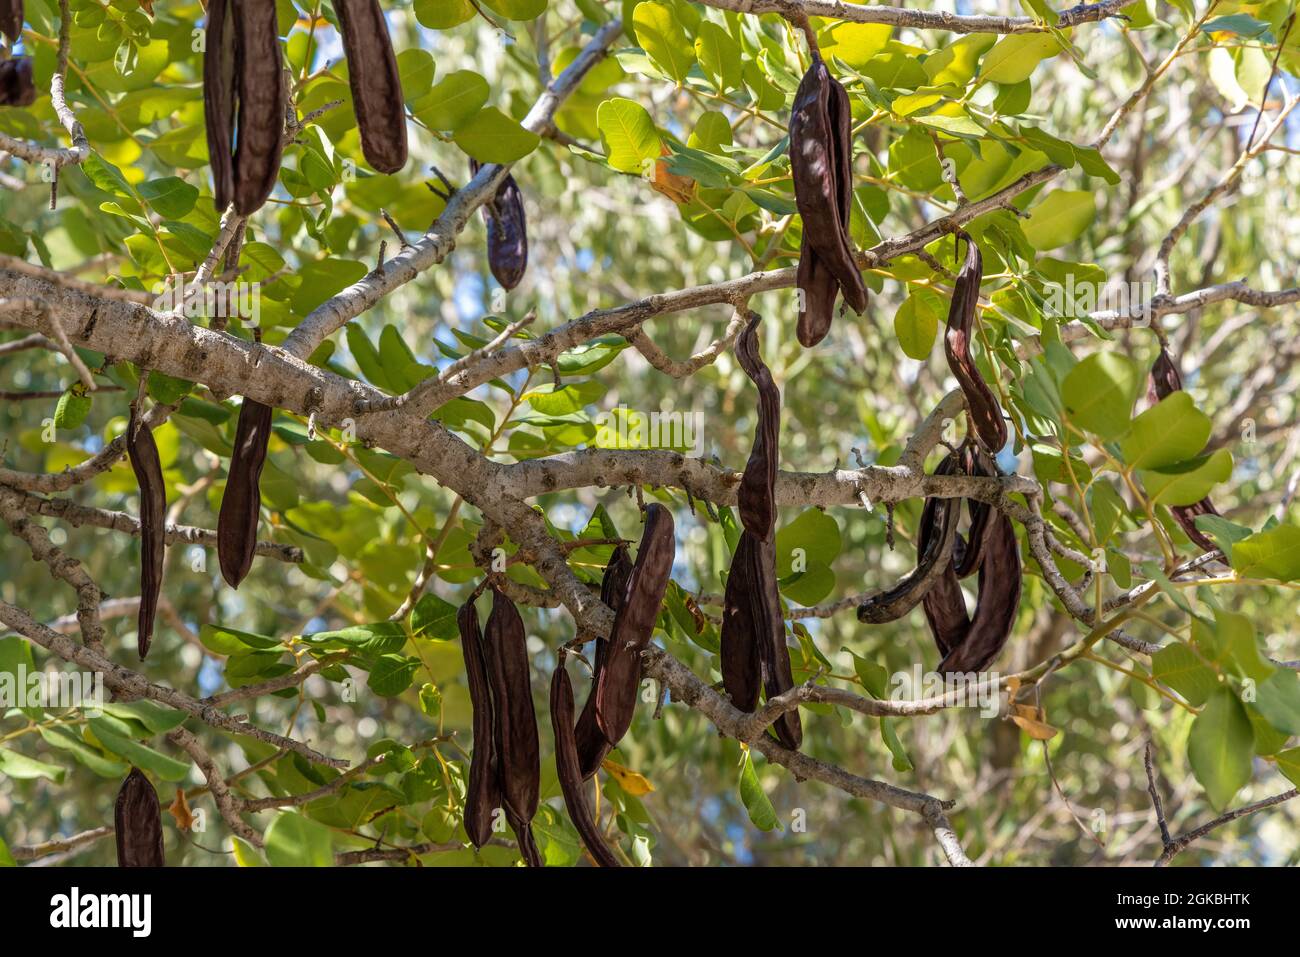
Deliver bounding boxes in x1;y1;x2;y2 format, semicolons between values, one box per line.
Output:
1147;346;1220;551
0;1;21;44
593;504;675;746
217;398;272;588
204;0;285;214
335;0;408;174
0;56;34;108
720;312;802;750
856;490;960;624
483;587;542;867
790;55;867;347
573;544;633;778
912;444;1022;673
470;159;529;291
550;653;621;867
115;767;165;867
936;507;1021;674
951;443;996;578
126;406;165;660
458;597;501;849
945;233;1007;454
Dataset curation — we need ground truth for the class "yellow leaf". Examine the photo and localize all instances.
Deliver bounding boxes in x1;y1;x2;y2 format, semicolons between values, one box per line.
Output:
601;758;656;796
1010;704;1059;741
167;788;194;832
649;147;696;205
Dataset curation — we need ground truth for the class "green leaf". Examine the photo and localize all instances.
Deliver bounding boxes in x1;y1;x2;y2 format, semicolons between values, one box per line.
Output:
138;177;199;219
824;22;893;69
303;622;408;655
776;509;842;576
368;655;421;697
479;0;547;20
54;390;92;430
264;812;334;866
1230;524;1300;581
1252;669;1300;736
738;748;782;832
596;97;661;175
694;21;741;92
979;33;1061;84
412;71;489;131
633;1;696;85
1021;190;1095;249
411;594;460;640
414;0;476;29
0;835;13;866
1275;748;1300;788
1119;392;1211;470
1151;641;1217;707
1193;514;1252;563
1187;688;1254;810
0;747;66;782
452;108;540;164
200;623;283;655
1060;352;1141;439
893;288;944;359
88;720;190;781
1140;449;1233;507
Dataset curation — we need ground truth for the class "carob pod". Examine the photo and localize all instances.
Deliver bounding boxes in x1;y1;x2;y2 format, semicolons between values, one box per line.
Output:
913;445;1022;673
115;767;165;867
335;0;407;174
1147;346;1220;551
573;544;633;778
458;598;500;849
0;56;35;108
593;504;675;746
945;233;1007;453
550;654;621;867
951;444;996;578
0;1;21;44
217;398;272;588
790;55;867;347
126;406;166;660
936;507;1021;674
720;313;802;750
470;159;529;291
483;587;542;867
204;0;285;214
857;491;960;624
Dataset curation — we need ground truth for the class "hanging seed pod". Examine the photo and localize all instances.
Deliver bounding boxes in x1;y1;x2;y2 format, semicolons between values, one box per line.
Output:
936;509;1021;674
203;0;285;214
0;1;21;44
1146;347;1220;551
593;504;675;746
550;655;621;867
720;313;801;750
574;544;633;778
857;492;960;624
483;587;541;866
0;56;35;108
126;406;166;660
335;0;408;174
470;159;529;291
951;444;996;578
945;233;1007;453
217;398;272;589
115;767;165;867
791;56;868;347
917;451;971;657
458;598;500;849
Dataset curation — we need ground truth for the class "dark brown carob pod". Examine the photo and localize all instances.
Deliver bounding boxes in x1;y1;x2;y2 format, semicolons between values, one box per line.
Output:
574;544;633;778
550;654;621;867
115;767;165;867
0;1;21;44
720;313;802;750
203;0;284;214
217;398;272;588
0;56;35;108
470;159;529;291
857;492;960;624
936;509;1021;674
458;598;500;849
945;233;1007;453
791;55;868;347
593;504;675;746
917;451;971;657
951;444;996;578
1146;346;1220;551
483;587;542;866
125;405;166;660
335;0;408;174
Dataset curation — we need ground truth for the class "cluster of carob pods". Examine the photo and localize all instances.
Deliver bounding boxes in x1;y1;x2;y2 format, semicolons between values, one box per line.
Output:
44;11;1213;868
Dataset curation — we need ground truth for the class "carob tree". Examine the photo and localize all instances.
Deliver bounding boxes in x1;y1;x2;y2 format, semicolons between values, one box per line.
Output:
3;2;1300;871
